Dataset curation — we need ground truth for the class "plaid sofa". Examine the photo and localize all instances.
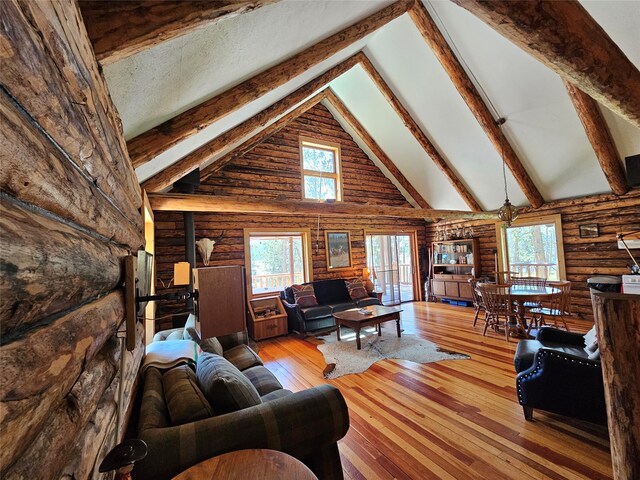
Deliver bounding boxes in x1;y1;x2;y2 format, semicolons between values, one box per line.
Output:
134;330;349;480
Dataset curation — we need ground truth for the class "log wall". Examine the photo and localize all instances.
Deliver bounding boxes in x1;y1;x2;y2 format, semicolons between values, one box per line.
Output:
425;189;640;321
0;1;144;478
154;103;427;321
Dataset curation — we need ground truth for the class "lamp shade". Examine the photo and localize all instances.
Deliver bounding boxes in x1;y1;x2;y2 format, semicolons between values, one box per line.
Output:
173;262;191;286
497;199;519;227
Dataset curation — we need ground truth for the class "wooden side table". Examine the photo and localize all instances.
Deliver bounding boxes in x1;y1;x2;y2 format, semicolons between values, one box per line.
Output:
172;449;317;480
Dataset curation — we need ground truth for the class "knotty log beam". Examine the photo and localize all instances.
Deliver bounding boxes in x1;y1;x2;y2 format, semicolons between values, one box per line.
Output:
408;1;544;209
592;293;640;480
450;0;640;129
80;0;279;65
0;0;142;229
359;54;482;211
143;50;364;190
1;90;144;249
325;90;431;209
199;91;329;181
148;193;497;220
564;81;628;196
0;197;126;338
0;292;124;472
126;0;413;167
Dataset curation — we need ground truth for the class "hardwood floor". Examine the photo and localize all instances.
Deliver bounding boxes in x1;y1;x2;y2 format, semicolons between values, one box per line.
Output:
257;301;612;480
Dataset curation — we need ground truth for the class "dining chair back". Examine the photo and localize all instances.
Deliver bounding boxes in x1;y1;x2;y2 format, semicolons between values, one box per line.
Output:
493;271;516;285
511;276;547;288
477;283;517;342
529;281;572;331
469;278;485;327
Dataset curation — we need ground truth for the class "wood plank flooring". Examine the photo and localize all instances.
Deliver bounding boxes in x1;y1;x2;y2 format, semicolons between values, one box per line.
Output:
256;301;612;480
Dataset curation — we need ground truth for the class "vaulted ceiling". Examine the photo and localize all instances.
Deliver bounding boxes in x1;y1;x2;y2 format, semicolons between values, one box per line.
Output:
82;0;640;214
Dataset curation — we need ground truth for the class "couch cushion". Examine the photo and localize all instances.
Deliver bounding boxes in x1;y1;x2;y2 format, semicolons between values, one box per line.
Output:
184;327;224;356
223;344;263;371
313;279;351;304
162;365;214;425
196;352;262;414
356;297;380;308
329;302;357;313
242;365;283;396
301;305;333;320
514;340;590;373
292;284;319;307
345;278;368;300
261;389;292;403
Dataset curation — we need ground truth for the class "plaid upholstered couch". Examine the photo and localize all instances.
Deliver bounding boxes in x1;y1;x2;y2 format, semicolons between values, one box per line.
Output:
134;324;350;480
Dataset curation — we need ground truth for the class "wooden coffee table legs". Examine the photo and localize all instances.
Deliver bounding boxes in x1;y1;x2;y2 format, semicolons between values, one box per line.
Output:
336;314;401;350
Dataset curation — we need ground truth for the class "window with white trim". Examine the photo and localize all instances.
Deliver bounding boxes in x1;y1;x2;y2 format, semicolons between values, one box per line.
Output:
300;137;342;201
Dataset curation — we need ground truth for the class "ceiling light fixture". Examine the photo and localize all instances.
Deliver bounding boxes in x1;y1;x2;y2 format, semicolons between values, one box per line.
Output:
496;118;518;227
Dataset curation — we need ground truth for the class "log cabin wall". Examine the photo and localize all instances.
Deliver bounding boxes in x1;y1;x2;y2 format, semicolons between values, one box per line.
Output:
425;189;640;321
154;103;427;322
1;1;144;478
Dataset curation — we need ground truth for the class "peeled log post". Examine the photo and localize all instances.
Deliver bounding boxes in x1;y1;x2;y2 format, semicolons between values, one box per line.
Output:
0;291;124;471
0;197;127;337
564;81;628;196
592;292;640;480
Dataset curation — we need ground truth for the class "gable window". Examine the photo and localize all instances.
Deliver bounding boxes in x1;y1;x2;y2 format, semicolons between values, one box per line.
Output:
244;229;313;297
495;214;567;281
300;137;342;201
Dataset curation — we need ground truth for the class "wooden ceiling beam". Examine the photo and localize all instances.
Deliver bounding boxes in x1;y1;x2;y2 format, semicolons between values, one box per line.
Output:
79;1;280;66
199;90;329;182
324;89;432;209
408;1;544;209
564;81;629;196
127;0;413;167
450;0;640;129
360;54;483;211
148;193;497;220
141;53;362;192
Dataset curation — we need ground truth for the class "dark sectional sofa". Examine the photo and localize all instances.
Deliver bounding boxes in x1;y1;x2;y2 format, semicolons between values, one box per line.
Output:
280;278;381;335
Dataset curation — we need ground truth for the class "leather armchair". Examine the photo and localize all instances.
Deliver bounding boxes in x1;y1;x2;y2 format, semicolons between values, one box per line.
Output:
514;327;607;425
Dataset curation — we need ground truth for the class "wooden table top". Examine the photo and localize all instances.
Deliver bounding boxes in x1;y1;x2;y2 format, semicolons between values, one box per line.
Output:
172;449;317;480
332;304;403;322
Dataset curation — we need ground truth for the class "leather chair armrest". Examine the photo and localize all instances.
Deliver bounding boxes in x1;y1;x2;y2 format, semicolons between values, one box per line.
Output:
535;327;585;346
135;384;349;480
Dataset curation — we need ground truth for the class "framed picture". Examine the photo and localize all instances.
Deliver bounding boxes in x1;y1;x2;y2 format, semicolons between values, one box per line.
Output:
325;231;352;269
579;224;599;238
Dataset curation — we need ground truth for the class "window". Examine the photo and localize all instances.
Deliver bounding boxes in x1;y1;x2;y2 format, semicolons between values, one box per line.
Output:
244;229;313;297
300;137;342;201
495;214;566;281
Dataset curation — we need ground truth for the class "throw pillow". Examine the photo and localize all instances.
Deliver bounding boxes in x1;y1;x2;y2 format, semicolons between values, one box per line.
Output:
291;284;319;307
196;352;262;414
345;278;368;300
185;327;224;356
162;365;214;426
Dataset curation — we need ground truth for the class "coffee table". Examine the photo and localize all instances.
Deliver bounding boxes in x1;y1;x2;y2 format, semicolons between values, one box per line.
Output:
333;305;403;350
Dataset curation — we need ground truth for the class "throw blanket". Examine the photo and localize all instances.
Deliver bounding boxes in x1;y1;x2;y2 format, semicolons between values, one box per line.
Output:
142;340;202;373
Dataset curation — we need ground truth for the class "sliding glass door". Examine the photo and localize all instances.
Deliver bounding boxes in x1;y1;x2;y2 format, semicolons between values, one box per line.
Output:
366;233;417;304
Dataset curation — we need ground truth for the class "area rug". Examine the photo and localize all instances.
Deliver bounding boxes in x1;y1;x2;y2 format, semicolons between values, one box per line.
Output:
317;329;470;379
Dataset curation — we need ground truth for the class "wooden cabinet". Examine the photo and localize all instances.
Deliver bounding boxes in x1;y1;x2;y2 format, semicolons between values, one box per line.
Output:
248;296;288;341
430;239;479;303
194;266;247;339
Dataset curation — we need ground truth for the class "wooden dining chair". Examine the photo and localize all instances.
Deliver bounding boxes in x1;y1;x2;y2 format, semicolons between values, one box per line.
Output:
493;271;516;285
477;283;518;342
528;281;572;332
510;276;547;288
469;278;485;327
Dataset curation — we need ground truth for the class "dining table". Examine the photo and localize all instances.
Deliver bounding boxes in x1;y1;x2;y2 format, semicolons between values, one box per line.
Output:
495;284;560;337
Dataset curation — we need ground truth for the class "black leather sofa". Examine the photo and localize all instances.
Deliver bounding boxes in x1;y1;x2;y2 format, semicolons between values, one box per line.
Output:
280;279;381;335
514;327;606;425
